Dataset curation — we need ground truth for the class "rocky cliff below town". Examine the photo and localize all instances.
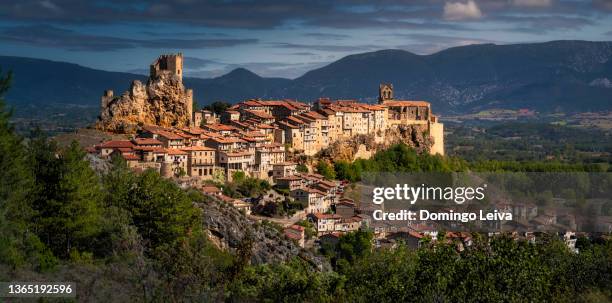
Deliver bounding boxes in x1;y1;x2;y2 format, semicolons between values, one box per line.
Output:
197;196;330;270
96;72;193;133
317;124;433;163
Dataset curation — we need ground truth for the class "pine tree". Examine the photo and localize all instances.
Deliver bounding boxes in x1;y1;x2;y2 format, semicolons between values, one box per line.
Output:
0;70;42;268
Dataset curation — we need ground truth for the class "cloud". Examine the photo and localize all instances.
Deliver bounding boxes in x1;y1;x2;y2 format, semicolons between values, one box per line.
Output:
0;25;258;51
271;42;380;52
512;0;552;7
593;0;612;11
302;33;351;40
443;0;483;21
497;15;594;33
183;57;220;69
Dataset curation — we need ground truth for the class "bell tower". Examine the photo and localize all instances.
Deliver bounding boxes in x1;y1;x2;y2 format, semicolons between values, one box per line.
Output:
378;83;393;103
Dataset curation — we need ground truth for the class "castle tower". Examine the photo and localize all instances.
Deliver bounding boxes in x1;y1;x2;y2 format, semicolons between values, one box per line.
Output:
101;90;114;110
378;83;394;104
150;53;184;82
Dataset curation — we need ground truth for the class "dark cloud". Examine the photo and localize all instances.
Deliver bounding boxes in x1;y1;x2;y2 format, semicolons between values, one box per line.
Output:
272;42;380;52
0;25;258;51
302;33;351;40
139;31;230;37
0;0;331;29
183;57;220;69
497;15;595;33
593;0;612;11
288;52;320;56
0;0;607;33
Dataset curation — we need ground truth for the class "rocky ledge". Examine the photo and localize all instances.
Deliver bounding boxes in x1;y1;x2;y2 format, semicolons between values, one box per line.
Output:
198;196;331;271
96;72;193;133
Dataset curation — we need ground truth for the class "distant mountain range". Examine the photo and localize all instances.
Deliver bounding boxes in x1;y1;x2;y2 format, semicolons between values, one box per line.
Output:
1;40;611;114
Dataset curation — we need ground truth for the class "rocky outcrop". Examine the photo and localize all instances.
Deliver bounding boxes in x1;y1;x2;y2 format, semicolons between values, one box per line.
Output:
198;197;330;271
317;125;433;163
96;54;193;133
385;124;433;153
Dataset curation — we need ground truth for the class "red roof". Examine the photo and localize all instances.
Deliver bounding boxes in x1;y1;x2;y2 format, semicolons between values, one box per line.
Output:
244;109;274;119
313;213;342;220
166;149;188;155
121;154;140;161
157;131;184;140
98;140;134;149
131;138;162;145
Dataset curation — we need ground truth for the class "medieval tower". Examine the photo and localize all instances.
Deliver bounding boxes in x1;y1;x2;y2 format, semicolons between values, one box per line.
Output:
378;83;394;103
150;53;184;82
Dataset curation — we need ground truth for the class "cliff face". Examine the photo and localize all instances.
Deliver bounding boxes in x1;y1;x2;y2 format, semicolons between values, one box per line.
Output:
317;124;434;163
96;55;193;133
199;197;330;270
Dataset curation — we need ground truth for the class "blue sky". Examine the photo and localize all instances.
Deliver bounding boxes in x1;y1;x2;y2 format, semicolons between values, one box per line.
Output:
1;0;611;79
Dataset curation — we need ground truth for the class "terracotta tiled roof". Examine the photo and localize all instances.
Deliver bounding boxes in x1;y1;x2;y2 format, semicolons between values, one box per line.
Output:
157;131;184;140
166;149;188;155
244;109;274;119
121;154;140;161
313;213;342;220
205;124;239;132
131;138;162;145
302;111;326;120
98;140;134;149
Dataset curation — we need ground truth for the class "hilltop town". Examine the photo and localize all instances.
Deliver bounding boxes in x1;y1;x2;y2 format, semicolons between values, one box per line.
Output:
89;53;451;245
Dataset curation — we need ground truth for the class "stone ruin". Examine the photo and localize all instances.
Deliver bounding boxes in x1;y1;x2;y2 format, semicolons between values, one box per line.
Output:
96;53;193;133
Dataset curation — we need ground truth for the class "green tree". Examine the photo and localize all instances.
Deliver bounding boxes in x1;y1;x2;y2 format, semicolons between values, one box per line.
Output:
203;101;231;115
0;70;48;269
296;164;308;173
124;169;201;251
316;161;336;180
31;140;104;259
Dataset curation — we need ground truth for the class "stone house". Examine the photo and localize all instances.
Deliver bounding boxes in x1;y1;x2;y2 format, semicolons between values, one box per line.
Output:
272;162;297;179
181;146;216;179
311;213;342;236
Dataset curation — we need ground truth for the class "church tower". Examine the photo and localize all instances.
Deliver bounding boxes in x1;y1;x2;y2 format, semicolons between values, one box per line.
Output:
378;83;393;104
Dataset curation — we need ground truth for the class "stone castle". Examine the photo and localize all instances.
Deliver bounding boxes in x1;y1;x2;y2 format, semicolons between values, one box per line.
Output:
96;53;193;132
